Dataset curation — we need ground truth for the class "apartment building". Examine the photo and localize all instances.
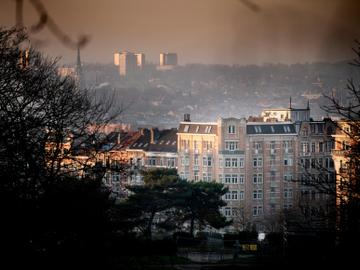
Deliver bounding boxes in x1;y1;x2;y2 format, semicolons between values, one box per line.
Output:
295;119;336;230
126;128;178;185
177;105;338;231
91;127;178;198
245;122;298;231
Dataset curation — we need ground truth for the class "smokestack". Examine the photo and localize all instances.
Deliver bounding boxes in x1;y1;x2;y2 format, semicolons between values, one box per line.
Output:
150;128;159;144
184;113;191;122
117;133;121;144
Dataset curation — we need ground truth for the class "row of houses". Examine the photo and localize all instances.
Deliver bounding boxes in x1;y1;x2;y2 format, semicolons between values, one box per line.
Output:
61;104;351;232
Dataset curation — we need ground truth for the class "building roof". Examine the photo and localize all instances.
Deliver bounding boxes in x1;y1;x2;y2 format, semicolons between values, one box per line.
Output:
178;123;218;135
128;128;177;153
246;123;296;135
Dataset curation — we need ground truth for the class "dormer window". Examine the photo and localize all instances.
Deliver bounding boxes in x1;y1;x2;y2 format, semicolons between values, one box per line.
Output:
254;126;262;133
205;126;212;133
184;125;189;132
195;126;200;133
283;125;291;133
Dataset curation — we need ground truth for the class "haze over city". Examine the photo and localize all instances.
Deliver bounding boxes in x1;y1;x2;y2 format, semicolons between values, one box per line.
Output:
1;1;360;269
1;0;360;65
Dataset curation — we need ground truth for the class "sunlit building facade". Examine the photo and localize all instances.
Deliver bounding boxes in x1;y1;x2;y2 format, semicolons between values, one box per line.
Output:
177;105;338;232
114;51;144;76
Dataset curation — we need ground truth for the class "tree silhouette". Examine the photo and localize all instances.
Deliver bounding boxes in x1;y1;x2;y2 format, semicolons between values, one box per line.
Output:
0;27;118;268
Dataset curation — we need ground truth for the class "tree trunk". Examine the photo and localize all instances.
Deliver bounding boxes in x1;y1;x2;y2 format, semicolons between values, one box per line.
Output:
145;211;156;240
190;216;195;237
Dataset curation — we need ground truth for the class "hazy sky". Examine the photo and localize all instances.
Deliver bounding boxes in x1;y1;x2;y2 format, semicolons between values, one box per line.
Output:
1;0;360;65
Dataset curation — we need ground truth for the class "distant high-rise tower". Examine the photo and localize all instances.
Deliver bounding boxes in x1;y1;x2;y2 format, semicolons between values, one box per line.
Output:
114;51;144;76
134;53;145;68
158;52;178;70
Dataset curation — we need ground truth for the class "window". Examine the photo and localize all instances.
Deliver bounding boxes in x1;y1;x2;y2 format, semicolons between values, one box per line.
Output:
283;173;293;182
254;126;262;133
195;126;200;133
253;157;263;167
283;140;292;153
112;172;120;182
239;158;244;168
319;142;323;152
253;190;263;200
225;174;231;184
284;158;293;166
181;139;190;150
253;206;263;216
219;158;223;168
284;188;293;198
270;157;276;167
225;158;231;167
228;125;236;134
203;140;212;150
239;174;245;184
253;142;262;151
318;158;323;167
207;157;212;167
148;158;156;166
231;158;238;167
239;191;244;200
270;187;276;198
270;171;276;181
283;125;291;133
270;141;276;149
253;173;263;184
182;156;189;166
194;171;199;181
194;155;199;167
225;141;238;151
205;126;212;133
202;156;213;167
202;172;212;182
302;128;309;136
311;158;316;168
225;191;238;200
184;125;189;132
224;207;231;217
301;142;309;154
231;174;238;184
311;142;316;153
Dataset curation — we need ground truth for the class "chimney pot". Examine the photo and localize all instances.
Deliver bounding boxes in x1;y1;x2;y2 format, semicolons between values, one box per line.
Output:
184;113;191;122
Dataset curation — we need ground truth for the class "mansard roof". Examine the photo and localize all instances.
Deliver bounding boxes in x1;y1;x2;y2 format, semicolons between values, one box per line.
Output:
128;128;177;153
178;122;218;135
246;123;296;135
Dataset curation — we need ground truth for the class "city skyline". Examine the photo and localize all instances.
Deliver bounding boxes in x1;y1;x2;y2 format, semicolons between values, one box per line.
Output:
1;0;360;65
